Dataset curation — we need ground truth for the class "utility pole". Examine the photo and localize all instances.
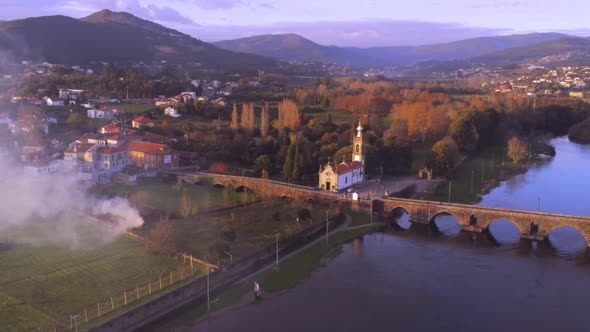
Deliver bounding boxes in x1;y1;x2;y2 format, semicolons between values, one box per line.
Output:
325;211;329;245
448;181;452;203
470;169;474;193
538;196;541;211
275;233;279;271
206;268;210;312
481;160;484;183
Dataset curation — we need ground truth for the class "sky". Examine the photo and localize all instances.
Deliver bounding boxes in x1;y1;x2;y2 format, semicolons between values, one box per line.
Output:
1;0;590;47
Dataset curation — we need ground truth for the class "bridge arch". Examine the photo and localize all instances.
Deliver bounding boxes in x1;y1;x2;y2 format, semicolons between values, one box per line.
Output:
235;185;254;193
212;183;226;189
430;212;462;236
388;206;412;230
546;226;588;253
483;218;521;245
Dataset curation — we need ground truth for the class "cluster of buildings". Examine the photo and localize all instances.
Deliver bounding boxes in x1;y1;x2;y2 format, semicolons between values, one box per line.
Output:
63;127;179;182
489;66;589;98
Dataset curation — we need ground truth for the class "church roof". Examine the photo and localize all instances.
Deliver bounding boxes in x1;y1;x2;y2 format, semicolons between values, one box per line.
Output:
335;161;363;175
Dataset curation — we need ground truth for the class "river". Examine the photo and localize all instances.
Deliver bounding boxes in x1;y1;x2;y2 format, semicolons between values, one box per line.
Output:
156;137;590;332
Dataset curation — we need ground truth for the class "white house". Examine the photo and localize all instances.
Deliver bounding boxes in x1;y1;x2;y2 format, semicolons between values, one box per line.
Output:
164;107;180;117
23;160;64;176
87;108;116;119
46;98;65;107
318;121;365;191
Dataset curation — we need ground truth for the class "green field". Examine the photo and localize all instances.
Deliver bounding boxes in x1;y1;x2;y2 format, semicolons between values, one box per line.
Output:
104;103;158;114
137;197;338;261
0;236;186;331
415;146;523;204
102;178;255;216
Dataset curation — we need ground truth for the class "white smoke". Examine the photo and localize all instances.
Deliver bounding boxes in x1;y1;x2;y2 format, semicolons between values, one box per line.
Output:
0;151;144;249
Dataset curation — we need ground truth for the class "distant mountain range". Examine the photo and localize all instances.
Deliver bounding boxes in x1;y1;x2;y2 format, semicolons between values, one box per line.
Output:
0;10;588;71
0;10;274;71
214;33;590;68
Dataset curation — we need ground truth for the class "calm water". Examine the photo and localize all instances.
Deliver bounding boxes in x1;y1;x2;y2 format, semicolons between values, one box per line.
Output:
158;137;590;332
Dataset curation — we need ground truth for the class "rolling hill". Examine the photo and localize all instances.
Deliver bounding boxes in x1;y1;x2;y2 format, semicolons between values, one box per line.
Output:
471;37;590;65
0;10;274;70
214;33;574;67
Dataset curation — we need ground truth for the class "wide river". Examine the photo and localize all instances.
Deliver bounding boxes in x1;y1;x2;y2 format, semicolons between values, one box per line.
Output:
157;137;590;332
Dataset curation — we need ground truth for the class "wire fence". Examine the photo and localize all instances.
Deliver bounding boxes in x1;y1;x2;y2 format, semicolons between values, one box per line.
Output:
30;243;215;332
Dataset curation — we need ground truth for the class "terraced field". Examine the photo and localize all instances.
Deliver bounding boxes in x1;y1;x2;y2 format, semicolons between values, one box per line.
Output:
0;236;184;331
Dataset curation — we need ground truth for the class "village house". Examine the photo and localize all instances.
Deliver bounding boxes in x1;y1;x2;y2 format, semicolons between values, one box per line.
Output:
98;123;120;134
318;121;365;192
164;107;180;117
45;98;65;107
87;108;117;119
131;116;155;129
124;141;179;170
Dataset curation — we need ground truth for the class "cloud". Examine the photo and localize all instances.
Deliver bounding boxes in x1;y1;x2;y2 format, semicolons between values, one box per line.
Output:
190;0;244;10
193;20;508;47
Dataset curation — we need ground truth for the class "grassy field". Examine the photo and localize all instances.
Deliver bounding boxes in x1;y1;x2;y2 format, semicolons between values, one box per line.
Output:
415;146;523;204
0;236;186;331
104;103;158;114
137;197;339;261
102;178;255;216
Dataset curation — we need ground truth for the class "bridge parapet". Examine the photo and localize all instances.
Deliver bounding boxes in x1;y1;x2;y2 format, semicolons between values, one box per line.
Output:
380;197;590;245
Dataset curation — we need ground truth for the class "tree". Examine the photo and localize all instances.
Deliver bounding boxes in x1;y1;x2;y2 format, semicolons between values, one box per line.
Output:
146;216;177;255
448;111;479;154
432;136;460;175
231;103;239;129
507;136;527;163
241;103;255;132
333;146;353;164
182;121;195;156
291;142;302;181
255;154;271;174
260;102;270;137
283;143;296;180
278;98;300;131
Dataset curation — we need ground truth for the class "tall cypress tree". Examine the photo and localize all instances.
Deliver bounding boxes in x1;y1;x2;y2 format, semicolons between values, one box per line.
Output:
283;143;295;180
291;142;301;181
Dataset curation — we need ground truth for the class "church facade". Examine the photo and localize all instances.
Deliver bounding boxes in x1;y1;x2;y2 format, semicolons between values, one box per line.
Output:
319;121;365;191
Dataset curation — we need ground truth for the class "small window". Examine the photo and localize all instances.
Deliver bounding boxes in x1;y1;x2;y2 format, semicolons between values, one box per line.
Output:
356;144;360;153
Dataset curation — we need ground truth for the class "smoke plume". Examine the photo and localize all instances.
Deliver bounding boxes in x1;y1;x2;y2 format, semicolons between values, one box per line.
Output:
0;151;144;249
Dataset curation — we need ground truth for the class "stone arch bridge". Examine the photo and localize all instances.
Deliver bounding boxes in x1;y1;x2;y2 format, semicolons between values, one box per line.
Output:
377;198;590;244
168;171;590;244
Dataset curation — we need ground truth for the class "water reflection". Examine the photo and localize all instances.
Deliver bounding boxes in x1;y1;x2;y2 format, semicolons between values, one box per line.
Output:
548;226;587;258
486;219;521;246
390;208;411;230
432;213;461;237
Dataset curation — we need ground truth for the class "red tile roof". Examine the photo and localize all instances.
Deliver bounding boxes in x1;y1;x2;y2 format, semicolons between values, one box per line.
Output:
124;141;170;155
335;161;363;175
132;116;153;123
97;146;126;154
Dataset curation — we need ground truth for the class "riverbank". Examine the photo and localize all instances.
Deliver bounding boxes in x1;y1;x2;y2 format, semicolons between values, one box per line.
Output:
149;214;384;331
414;138;556;204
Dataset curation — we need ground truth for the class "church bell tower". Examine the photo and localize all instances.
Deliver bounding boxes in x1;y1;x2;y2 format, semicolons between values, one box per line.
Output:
353;120;364;163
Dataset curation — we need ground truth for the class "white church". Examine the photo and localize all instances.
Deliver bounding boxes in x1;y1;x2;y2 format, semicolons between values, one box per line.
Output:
319;121;365;191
